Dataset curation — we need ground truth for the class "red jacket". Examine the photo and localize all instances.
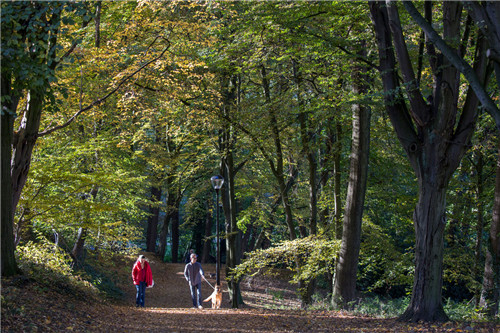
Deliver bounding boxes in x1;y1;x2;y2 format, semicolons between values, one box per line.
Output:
132;260;153;286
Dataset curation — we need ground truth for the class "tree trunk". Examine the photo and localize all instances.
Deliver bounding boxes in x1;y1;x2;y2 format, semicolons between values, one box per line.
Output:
71;227;87;264
171;206;180;263
480;139;500;317
158;210;170;261
400;182;448;321
202;198;213;264
370;0;486;321
261;65;296;241
474;152;485;304
12;90;45;219
333;122;343;240
222;155;243;307
332;46;371;308
1;73;19;276
294;58;319;306
318;118;335;230
146;185;161;253
219;74;243;308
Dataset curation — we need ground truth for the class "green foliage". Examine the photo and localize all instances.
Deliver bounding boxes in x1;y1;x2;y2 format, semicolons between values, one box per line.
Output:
443;298;496;322
6;0;498;314
17;131;147;252
348;296;410;318
358;220;414;295
308;295;497;322
17;239;73;278
231;235;340;286
1;1;92;105
75;252;129;300
16;239;99;298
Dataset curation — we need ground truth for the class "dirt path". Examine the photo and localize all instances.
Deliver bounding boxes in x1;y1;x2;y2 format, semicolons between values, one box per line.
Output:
87;254;498;332
3;253;499;332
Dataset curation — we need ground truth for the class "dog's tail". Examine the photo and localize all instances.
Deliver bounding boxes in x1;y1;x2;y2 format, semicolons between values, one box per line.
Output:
203;295;212;302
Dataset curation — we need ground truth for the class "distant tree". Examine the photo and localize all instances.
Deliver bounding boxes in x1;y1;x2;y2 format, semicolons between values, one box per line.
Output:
332;42;371;309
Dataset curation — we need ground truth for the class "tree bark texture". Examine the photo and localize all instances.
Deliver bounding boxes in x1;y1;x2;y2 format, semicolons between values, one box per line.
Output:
146;186;161;253
158;211;170;261
1;73;19;276
202;199;213;264
171;207;180;263
332;44;371;309
333;122;343;240
220;74;243;308
370;0;487;322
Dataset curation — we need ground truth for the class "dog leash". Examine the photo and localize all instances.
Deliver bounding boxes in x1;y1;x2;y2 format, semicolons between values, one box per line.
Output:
203;276;215;290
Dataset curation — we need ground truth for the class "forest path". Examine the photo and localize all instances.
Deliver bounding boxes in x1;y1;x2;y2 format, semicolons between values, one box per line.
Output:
87;253;494;332
89;253;385;332
3;252;498;332
129;258;215;309
93;253;345;332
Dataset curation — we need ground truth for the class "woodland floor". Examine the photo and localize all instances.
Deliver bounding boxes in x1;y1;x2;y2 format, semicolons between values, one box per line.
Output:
2;252;499;332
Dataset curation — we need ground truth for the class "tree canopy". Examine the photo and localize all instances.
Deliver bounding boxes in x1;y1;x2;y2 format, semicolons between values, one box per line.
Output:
2;0;499;323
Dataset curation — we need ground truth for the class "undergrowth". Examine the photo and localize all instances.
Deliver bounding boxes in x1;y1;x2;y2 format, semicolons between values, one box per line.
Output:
308;293;499;322
11;239;132;301
15;240;99;299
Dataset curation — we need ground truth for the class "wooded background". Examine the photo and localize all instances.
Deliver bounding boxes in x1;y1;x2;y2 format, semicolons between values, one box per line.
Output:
2;0;499;323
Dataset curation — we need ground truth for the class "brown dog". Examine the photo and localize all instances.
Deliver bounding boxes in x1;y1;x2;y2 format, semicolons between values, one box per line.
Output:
203;284;222;309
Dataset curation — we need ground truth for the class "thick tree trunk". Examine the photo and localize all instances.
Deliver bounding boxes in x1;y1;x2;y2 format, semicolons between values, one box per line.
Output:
370;0;486;322
400;184;448;321
158;173;177;261
146;186;161;253
332;50;371;308
222;156;243;308
1;75;19;276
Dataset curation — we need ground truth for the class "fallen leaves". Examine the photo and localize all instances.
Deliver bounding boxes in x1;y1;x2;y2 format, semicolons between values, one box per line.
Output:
2;255;499;332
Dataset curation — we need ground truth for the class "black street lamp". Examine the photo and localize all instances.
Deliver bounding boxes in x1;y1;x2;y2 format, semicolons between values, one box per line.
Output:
210;175;224;286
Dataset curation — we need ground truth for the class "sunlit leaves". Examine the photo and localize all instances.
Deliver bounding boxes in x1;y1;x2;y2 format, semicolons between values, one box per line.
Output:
231;235;341;286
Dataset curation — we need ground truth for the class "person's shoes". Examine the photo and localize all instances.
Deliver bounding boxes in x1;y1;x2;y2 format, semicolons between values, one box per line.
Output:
198;305;203;309
136;304;139;307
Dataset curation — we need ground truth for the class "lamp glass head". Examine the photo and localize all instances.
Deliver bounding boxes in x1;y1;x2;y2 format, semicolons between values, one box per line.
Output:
211;175;224;190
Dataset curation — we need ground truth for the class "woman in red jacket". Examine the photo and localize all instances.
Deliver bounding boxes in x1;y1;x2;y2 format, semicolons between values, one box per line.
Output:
131;255;153;307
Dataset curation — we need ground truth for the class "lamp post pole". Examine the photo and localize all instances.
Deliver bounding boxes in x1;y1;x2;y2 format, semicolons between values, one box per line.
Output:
215;187;221;286
211;175;224;286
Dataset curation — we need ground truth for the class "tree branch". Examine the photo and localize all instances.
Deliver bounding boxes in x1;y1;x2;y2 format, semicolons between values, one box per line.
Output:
386;0;428;126
38;44;171;137
403;1;500;131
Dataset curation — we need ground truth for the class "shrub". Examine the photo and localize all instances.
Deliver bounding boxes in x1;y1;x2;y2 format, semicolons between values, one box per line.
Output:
15;239;99;298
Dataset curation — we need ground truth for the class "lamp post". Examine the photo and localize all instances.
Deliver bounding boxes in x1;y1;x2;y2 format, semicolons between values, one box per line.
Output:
210;175;224;286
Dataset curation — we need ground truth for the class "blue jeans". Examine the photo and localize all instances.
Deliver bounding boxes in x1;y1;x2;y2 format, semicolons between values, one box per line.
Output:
135;282;146;307
189;282;202;307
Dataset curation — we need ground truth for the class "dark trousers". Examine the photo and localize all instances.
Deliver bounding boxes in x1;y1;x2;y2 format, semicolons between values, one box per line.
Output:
189;282;202;307
135;281;146;307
